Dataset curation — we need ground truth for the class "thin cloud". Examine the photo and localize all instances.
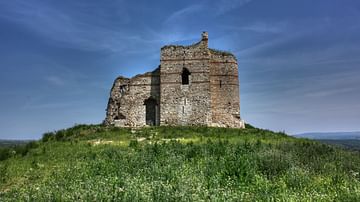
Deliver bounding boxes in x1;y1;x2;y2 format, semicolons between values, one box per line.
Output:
304;88;355;98
23;101;84;110
240;22;288;33
164;5;204;25
45;76;65;86
0;1;142;52
216;0;253;15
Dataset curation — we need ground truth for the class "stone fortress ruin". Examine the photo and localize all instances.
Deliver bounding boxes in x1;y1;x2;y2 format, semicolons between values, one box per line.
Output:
104;32;245;128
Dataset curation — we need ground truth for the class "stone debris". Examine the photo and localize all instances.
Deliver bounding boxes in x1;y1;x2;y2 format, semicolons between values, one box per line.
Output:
137;138;146;142
89;139;114;145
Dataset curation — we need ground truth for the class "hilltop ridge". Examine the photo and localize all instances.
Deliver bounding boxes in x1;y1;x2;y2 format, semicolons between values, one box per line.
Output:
1;125;360;201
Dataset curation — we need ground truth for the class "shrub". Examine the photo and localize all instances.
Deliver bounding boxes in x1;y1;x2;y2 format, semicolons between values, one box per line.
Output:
12;141;39;157
129;140;139;148
245;123;256;129
42;132;55;142
0;147;10;161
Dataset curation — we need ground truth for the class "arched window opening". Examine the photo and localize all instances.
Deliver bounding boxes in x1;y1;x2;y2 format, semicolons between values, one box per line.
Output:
220;80;222;88
182;68;191;85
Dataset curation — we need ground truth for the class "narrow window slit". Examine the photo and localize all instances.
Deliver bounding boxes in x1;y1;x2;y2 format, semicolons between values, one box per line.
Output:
182;68;191;85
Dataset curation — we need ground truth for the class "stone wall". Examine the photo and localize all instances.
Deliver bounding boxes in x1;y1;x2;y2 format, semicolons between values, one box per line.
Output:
209;50;244;128
104;68;160;127
105;32;244;128
159;33;212;126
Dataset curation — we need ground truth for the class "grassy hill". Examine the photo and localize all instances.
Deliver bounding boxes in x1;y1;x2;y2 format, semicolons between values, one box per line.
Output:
1;125;360;201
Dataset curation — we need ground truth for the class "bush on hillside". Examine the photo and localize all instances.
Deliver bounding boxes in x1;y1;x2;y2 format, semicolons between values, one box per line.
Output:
0;148;10;161
245;123;256;129
0;141;39;161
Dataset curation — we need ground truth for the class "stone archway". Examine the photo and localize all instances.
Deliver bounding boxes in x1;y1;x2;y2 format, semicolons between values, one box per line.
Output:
144;97;158;126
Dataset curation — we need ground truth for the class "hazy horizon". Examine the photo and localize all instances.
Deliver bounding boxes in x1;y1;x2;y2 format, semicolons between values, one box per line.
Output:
1;0;360;139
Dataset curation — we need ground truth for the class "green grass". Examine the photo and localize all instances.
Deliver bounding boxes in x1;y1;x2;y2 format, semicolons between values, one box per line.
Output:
1;124;360;201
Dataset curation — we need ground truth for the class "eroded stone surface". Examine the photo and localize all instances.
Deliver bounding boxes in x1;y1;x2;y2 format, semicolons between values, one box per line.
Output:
104;32;245;128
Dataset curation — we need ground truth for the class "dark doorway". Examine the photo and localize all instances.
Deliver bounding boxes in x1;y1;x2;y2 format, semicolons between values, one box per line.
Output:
182;68;191;85
144;98;158;126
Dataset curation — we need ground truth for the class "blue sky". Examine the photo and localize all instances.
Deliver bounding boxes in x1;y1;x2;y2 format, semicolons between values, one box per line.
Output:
0;0;360;139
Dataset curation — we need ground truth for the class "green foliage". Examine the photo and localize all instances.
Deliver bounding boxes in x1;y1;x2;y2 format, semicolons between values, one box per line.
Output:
0;141;39;161
245;123;256;129
128;140;139;148
1;125;360;201
0;147;11;161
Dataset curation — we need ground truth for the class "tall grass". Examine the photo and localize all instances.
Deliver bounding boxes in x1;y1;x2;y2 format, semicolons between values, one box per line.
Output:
1;125;360;201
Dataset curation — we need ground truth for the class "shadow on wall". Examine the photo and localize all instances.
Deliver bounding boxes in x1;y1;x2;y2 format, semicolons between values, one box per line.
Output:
145;67;160;126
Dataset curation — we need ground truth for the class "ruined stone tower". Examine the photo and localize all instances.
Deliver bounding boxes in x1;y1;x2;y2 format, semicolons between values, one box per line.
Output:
104;32;245;128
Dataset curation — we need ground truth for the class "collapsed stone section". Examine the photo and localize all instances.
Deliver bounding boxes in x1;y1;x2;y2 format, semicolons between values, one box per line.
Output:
104;68;160;127
105;32;245;128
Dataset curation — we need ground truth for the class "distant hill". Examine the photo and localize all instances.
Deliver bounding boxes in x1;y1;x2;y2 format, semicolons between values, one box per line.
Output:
0;139;31;147
315;139;360;151
1;125;360;201
295;132;360;150
295;131;360;140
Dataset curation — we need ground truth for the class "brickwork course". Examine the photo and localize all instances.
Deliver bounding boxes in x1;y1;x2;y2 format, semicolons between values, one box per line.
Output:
104;32;245;128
